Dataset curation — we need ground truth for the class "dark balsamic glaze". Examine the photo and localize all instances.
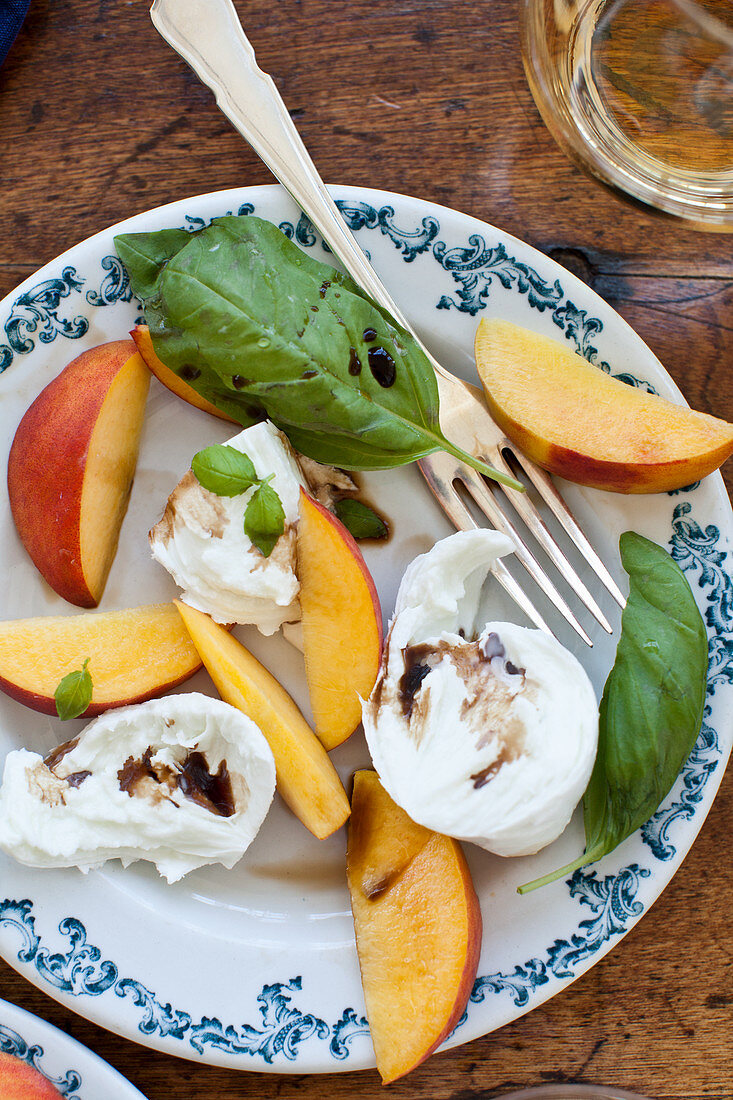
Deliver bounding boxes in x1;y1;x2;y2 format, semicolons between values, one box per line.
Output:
116;745;235;818
231;374;246;389
302;369;318;379
118;747;157;796
348;347;362;376
368;347;396;388
178;752;235;818
398;643;434;717
44;737;80;771
470;761;502;789
179;365;201;382
65;770;92;788
362;327;377;342
319;280;331;299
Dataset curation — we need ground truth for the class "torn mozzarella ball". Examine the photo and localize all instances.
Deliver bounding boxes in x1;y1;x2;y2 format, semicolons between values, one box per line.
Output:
0;694;276;883
363;530;598;857
150;421;306;634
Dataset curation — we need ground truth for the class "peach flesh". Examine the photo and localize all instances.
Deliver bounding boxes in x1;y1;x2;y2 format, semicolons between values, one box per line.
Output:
475;318;733;493
0;603;202;717
347;771;482;1084
297;490;383;750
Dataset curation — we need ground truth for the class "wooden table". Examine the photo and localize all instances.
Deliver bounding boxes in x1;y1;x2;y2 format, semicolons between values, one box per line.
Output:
1;2;732;1097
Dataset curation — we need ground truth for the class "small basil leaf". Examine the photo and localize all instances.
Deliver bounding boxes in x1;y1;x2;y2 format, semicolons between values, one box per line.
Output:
334;499;388;540
192;445;258;496
55;658;93;721
244;480;285;557
519;531;707;893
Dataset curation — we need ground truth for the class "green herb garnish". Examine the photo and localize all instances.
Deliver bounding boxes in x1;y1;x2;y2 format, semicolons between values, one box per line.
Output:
519;531;708;894
191;443;285;557
244;477;286;558
114;216;521;488
191;445;258;496
334;499;388;540
54;658;93;721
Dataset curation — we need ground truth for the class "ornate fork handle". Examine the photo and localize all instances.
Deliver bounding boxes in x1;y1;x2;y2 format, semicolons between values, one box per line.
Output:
151;0;420;338
151;0;626;643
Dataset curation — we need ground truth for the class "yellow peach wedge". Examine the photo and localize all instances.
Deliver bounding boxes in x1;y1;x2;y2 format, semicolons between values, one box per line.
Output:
8;340;150;607
297;489;383;750
475;317;733;493
0;1051;64;1098
131;324;237;422
174;600;350;840
0;603;202;718
346;770;482;1085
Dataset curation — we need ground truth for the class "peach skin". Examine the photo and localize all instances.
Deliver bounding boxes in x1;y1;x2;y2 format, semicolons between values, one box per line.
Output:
475;318;733;493
346;770;482;1084
8;340;150;607
0;603;202;718
131;324;237;422
297;489;383;750
0;1052;64;1098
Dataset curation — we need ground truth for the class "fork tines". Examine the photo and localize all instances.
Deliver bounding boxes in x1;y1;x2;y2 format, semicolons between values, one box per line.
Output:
418;444;626;647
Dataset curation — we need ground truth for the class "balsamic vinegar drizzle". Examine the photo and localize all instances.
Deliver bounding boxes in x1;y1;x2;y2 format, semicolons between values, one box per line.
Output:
368;346;397;388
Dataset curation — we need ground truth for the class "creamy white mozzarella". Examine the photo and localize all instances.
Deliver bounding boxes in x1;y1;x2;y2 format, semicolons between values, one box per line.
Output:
0;694;276;882
150;421;306;634
363;530;598;857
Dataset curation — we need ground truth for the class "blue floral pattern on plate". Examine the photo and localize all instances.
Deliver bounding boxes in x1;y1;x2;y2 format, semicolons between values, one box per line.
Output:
0;189;730;1069
0;1022;82;1097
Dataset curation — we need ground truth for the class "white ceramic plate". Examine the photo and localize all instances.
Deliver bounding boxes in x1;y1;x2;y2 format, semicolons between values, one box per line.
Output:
0;186;731;1073
0;996;147;1097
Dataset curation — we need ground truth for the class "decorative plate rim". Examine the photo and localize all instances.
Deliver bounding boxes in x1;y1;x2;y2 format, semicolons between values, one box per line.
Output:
0;184;731;1073
0;994;147;1098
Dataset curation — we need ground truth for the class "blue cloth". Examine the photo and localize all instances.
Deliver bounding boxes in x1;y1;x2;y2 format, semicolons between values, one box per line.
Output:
0;0;30;66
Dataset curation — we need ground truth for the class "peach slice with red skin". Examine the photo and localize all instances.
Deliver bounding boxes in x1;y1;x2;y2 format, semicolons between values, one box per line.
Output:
131;324;237;422
475;318;733;494
0;1052;63;1098
346;770;482;1084
297;489;383;750
8;340;150;607
175;600;350;840
0;604;203;718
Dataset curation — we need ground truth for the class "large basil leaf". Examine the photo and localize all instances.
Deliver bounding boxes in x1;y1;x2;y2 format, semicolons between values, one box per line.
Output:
115;215;518;484
520;530;708;893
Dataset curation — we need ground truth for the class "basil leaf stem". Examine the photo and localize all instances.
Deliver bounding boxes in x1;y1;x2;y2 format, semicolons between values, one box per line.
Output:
55;658;93;721
519;531;708;894
115;216;521;490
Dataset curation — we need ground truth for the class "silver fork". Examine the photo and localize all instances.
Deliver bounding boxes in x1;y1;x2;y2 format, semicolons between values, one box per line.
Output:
150;0;626;645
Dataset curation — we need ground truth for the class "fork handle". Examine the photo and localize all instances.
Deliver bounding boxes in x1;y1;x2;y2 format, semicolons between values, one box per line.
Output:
150;0;413;332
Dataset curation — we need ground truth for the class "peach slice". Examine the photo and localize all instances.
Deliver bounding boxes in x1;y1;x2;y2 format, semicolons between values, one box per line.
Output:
349;774;433;900
131;324;237;422
0;1052;63;1098
475;318;733;493
175;600;350;839
297;489;383;750
347;771;482;1084
8;340;150;607
0;604;202;718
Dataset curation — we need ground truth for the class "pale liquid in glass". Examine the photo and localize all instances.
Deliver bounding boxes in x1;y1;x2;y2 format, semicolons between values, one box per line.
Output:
584;0;733;170
546;0;733;220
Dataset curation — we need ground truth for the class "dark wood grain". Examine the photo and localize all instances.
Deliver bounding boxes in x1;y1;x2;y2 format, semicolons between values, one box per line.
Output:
1;1;732;1097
